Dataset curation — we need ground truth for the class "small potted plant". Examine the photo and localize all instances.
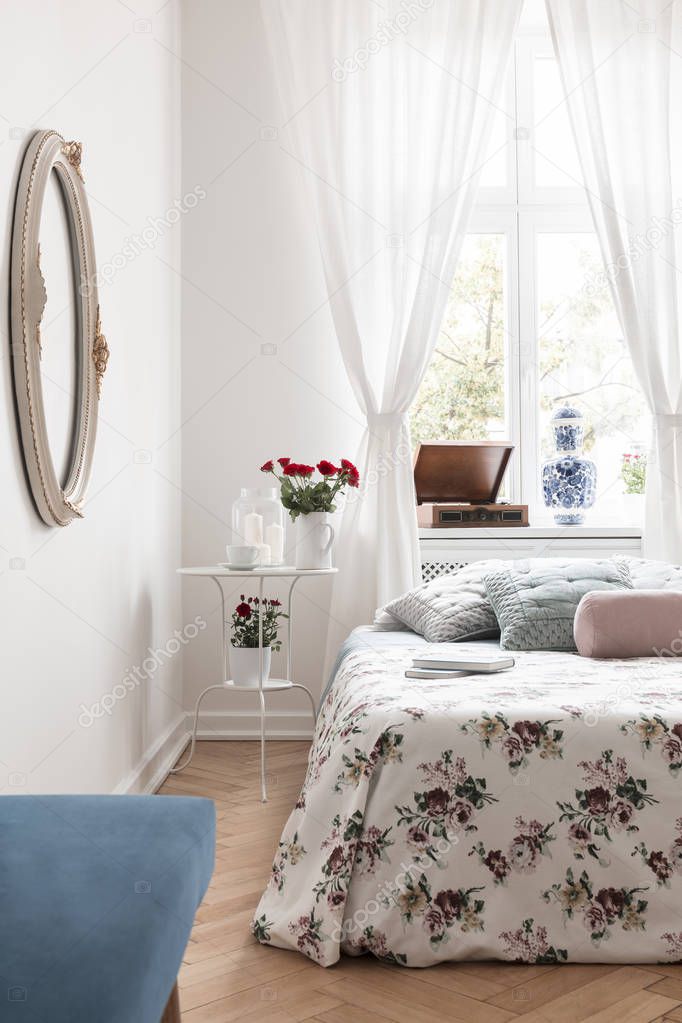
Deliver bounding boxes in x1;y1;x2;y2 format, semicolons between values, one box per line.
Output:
621;451;646;525
259;458;360;568
230;595;288;687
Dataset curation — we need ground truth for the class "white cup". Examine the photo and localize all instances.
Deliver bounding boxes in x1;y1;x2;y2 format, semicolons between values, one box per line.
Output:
225;544;259;568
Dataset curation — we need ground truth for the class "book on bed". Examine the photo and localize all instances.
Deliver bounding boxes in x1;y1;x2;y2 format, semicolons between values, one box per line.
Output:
410;654;515;675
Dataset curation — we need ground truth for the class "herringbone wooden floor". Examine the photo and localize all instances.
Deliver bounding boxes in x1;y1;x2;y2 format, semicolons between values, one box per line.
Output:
159;740;682;1023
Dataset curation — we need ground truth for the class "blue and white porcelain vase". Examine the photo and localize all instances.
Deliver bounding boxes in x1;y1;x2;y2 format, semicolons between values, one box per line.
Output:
542;405;597;525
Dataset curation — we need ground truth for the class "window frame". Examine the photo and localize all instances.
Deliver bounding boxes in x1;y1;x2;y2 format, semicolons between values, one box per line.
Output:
518;206;596;515
461;33;615;521
463;210;522;502
515;36;587;209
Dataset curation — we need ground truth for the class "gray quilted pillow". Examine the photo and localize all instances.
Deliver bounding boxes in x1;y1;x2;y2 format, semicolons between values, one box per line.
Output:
372;606;412;631
382;559;513;642
484;558;633;651
614;555;682;590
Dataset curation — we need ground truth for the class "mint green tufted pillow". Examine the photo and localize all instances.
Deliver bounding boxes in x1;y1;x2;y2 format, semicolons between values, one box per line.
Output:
483;558;633;651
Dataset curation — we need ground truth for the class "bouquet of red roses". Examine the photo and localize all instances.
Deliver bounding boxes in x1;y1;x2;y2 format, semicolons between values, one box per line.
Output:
260;458;360;521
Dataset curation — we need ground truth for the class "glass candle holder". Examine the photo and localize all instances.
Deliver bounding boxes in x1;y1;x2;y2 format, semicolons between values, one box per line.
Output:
231;487;285;565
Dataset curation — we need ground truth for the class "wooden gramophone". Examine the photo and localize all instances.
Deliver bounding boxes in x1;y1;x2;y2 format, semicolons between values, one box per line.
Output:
414;441;528;527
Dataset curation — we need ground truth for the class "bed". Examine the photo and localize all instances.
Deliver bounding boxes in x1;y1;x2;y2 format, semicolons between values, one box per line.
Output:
253;626;682;967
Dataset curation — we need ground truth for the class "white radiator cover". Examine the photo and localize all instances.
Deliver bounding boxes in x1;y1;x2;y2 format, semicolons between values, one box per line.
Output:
420;526;642;581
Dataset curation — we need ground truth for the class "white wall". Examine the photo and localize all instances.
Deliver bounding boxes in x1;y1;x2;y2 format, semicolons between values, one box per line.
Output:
0;0;185;793
181;0;364;736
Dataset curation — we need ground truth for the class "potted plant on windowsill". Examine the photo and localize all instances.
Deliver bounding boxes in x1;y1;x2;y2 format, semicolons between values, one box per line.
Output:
229;595;288;687
621;451;646;525
259;458;360;569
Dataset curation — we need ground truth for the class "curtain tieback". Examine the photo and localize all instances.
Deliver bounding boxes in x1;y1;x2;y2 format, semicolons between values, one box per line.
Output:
654;413;682;429
366;412;406;430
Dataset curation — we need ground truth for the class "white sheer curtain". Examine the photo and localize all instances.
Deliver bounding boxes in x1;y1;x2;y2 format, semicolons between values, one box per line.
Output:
547;0;682;563
264;0;521;645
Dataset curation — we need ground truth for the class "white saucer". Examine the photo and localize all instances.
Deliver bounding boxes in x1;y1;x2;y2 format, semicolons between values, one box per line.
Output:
218;562;257;571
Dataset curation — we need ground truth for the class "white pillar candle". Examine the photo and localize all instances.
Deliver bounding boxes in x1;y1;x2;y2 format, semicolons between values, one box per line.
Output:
265;522;284;565
243;511;263;545
257;543;271;566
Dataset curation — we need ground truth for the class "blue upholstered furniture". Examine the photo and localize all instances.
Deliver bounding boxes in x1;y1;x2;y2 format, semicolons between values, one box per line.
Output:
1;795;215;1022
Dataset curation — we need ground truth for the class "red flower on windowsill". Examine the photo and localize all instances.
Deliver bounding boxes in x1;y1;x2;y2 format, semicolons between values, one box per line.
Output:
236;602;251;618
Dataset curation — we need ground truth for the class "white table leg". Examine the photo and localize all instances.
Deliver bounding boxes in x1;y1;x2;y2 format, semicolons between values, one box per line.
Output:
169;683;226;773
171;575;228;776
285;576;300;681
258;575;267;802
259;686;267;802
210;575;227;683
290;683;317;725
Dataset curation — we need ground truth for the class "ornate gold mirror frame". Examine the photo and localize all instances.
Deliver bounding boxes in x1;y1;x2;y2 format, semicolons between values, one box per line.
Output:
10;130;109;526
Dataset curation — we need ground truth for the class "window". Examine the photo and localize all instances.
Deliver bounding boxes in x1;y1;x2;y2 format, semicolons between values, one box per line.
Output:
410;10;648;525
410;234;508;444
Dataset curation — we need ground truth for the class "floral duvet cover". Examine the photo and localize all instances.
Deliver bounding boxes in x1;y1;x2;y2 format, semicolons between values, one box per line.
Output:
253;633;682;967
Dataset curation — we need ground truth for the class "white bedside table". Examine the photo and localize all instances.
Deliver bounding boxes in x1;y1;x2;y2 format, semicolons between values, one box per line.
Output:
173;566;338;801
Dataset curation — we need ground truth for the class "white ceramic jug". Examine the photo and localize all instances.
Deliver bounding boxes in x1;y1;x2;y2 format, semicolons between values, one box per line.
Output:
294;512;334;570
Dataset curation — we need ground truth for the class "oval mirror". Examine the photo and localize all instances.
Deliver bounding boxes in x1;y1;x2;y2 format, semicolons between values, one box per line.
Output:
10;130;109;526
39;168;80;488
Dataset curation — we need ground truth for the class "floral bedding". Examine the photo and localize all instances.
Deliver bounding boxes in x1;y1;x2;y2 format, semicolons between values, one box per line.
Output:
253;634;682;967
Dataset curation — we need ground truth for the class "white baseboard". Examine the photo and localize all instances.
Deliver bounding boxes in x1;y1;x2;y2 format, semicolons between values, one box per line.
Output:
114;713;190;795
195;708;314;741
114;709;314;794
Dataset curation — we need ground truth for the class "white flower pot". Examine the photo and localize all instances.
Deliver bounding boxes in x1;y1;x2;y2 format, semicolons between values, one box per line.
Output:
294;512;335;570
229;645;272;687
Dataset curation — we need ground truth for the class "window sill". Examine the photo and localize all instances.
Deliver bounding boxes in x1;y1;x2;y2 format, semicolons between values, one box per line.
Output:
419;525;642;541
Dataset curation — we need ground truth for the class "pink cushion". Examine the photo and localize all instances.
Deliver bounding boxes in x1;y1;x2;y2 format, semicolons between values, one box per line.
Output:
574;589;682;658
